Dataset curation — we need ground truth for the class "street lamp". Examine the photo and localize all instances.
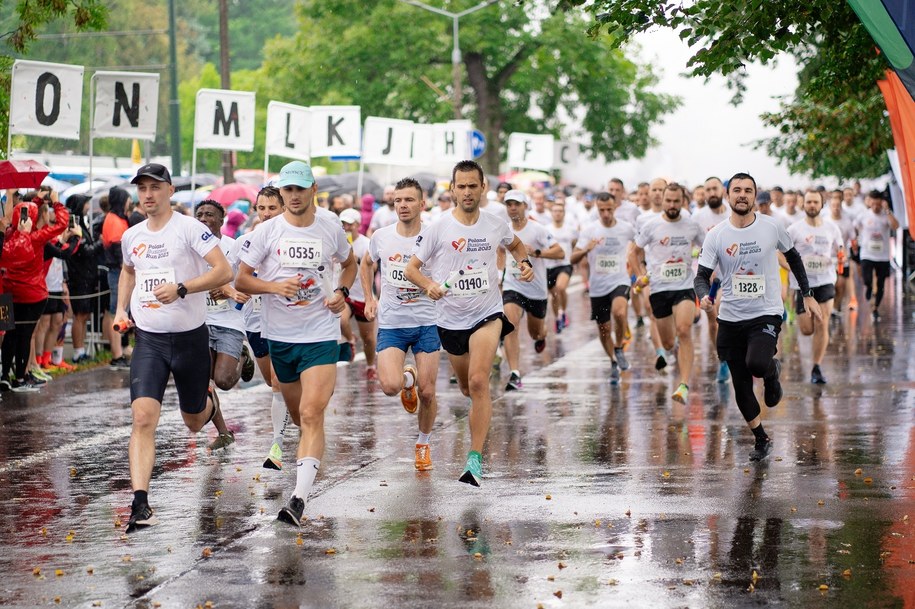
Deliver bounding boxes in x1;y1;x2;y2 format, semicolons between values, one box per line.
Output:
399;0;499;119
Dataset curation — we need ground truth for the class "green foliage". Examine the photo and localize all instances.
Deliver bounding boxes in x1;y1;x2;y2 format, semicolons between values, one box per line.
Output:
567;0;893;178
262;0;678;173
0;0;108;157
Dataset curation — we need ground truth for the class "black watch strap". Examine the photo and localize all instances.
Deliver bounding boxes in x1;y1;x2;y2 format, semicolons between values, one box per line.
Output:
177;283;188;299
335;286;350;299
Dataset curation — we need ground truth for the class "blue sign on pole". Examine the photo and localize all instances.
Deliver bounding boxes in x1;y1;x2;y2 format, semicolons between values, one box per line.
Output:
470;130;486;159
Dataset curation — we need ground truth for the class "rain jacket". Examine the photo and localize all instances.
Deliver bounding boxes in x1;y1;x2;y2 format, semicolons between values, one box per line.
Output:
2;200;69;303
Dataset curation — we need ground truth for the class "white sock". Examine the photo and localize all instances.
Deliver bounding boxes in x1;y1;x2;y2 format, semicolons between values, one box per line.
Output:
270;391;288;447
403;368;415;389
293;457;320;500
52;347;63;364
417;431;432;445
73;347;86;359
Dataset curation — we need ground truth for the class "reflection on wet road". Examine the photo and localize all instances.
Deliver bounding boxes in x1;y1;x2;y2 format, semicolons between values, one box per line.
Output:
1;280;913;608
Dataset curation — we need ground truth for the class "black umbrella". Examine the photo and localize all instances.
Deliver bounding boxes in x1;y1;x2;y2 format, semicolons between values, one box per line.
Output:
316;172;384;201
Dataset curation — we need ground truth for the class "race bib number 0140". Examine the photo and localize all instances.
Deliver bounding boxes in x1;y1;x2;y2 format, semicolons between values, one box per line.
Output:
451;267;489;298
136;268;176;303
279;238;323;269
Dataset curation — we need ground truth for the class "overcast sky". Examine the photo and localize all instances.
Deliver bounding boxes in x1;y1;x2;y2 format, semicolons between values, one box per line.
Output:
564;28;810;191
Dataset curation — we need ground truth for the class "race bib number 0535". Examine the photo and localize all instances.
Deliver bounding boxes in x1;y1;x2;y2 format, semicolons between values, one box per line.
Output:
279;238;323;269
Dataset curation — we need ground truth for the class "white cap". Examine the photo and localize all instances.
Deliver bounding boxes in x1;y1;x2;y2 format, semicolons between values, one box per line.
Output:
503;189;528;205
339;208;361;225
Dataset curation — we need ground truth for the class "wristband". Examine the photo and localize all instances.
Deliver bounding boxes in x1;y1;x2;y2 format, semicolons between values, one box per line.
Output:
520;258;533;268
335;286;350;299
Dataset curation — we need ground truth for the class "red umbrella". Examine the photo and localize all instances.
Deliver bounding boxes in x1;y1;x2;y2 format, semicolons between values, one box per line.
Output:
0;159;50;190
206;182;259;207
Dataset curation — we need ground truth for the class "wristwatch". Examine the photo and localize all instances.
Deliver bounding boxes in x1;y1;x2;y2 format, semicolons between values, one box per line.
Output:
520;258;533;268
534;249;542;257
335;286;350;299
177;283;188;299
803;288;814;298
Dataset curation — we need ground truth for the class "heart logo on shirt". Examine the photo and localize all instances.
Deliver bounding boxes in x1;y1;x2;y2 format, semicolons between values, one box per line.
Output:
451;238;467;252
389;253;403;262
726;243;739;257
659;236;670;246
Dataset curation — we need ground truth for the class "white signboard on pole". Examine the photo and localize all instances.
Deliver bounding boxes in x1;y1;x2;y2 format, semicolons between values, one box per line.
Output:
9;60;84;140
554;140;579;169
508;133;555;171
432;122;472;164
194;88;256;151
266;101;311;161
363;117;414;165
310;105;361;157
409;124;434;166
92;71;160;140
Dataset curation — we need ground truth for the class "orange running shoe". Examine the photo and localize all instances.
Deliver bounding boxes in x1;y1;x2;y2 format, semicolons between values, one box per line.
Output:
54;360;77;372
401;365;419;414
414;443;433;471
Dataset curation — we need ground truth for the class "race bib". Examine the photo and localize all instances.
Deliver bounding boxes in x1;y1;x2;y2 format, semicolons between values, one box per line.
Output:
658;261;687;282
386;260;413;289
206;294;230;312
136;268;175;303
251;295;262;312
804;255;829;274
279;238;323;269
451;267;489;297
867;238;884;253
594;254;620;275
732;274;765;299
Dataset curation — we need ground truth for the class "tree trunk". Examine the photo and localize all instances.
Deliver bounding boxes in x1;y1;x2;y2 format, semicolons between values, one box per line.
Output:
464;52;502;175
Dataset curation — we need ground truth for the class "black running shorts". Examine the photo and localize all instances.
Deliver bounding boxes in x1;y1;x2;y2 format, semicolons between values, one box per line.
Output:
130;324;211;413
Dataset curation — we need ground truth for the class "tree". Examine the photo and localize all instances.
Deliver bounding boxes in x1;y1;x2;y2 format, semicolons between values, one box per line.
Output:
564;0;892;179
261;0;678;174
0;0;108;157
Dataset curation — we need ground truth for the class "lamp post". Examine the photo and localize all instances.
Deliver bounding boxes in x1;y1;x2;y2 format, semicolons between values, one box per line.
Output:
399;0;499;119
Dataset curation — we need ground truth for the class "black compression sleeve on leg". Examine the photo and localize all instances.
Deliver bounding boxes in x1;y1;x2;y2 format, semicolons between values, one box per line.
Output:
695;264;713;300
783;247;810;293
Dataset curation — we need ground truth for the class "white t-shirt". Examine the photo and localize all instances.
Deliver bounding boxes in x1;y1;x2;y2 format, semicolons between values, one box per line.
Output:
615;200;641;225
575;205;598;227
545;221;578;268
634;216;704;293
238;213;352;343
481;201;510;223
827;214;855;247
368;224;437;329
413;210;515;331
122;212;219;333
205;235;245;333
528;208;551;225
348;233;371;303
776;207;803;227
855;212;895;262
369;205;397;233
46;257;64;292
692;205;731;234
786;220;844;289
503;220;557;300
635;209;662;232
842;201;868;222
578;220;637;297
698;213;794;323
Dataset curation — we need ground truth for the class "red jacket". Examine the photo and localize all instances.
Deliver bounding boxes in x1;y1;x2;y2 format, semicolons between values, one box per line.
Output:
2;202;69;303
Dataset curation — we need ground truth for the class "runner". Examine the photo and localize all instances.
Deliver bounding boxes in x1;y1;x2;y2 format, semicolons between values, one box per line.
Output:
194;199;256;450
236;161;356;526
696;172;823;462
339;208;377;377
361;177;440;471
855;190;899;321
115;163;233;533
404;160;533;487
827;189;856;313
545;198;578;333
570;192;636;385
501;189;563;391
630;183;705;402
786;190;845;384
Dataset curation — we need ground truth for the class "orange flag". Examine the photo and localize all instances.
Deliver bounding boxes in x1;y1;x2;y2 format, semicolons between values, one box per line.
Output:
879;70;915;238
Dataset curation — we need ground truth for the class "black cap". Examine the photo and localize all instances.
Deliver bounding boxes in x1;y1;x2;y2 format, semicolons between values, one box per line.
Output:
131;163;172;185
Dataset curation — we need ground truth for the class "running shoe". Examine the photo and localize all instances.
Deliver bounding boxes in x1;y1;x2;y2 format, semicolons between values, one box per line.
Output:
554;318;562;334
11;378;41;393
636;316;645;328
614;348;629;371
126;501;158;533
414;443;433;471
763;359;782;407
872;310;881;322
26;371;48;385
609;362;621;386
0;379;11;392
654;354;667;372
365;365;378;380
561;312;568;328
672;383;689;404
401;365;419;414
53;360;77;372
29;368;52;382
449;375;458;384
534;338;546;353
458;451;482;487
505;372;522;392
72;353;92;364
208;430;235;451
263;442;283;470
240;344;255;382
716;361;730;383
748;438;773;462
277;495;305;527
810;364;827;385
109;356;130;370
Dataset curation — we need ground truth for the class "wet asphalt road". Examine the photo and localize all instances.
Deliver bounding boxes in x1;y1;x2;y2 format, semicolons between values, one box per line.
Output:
1;277;914;609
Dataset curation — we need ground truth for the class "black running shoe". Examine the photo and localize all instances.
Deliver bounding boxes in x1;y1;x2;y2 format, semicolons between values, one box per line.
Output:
126;502;158;533
505;372;522;391
810;364;827;385
763;359;782;407
749;438;773;462
240;344;255;382
277;495;305;526
534;339;546;353
654;354;667;371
